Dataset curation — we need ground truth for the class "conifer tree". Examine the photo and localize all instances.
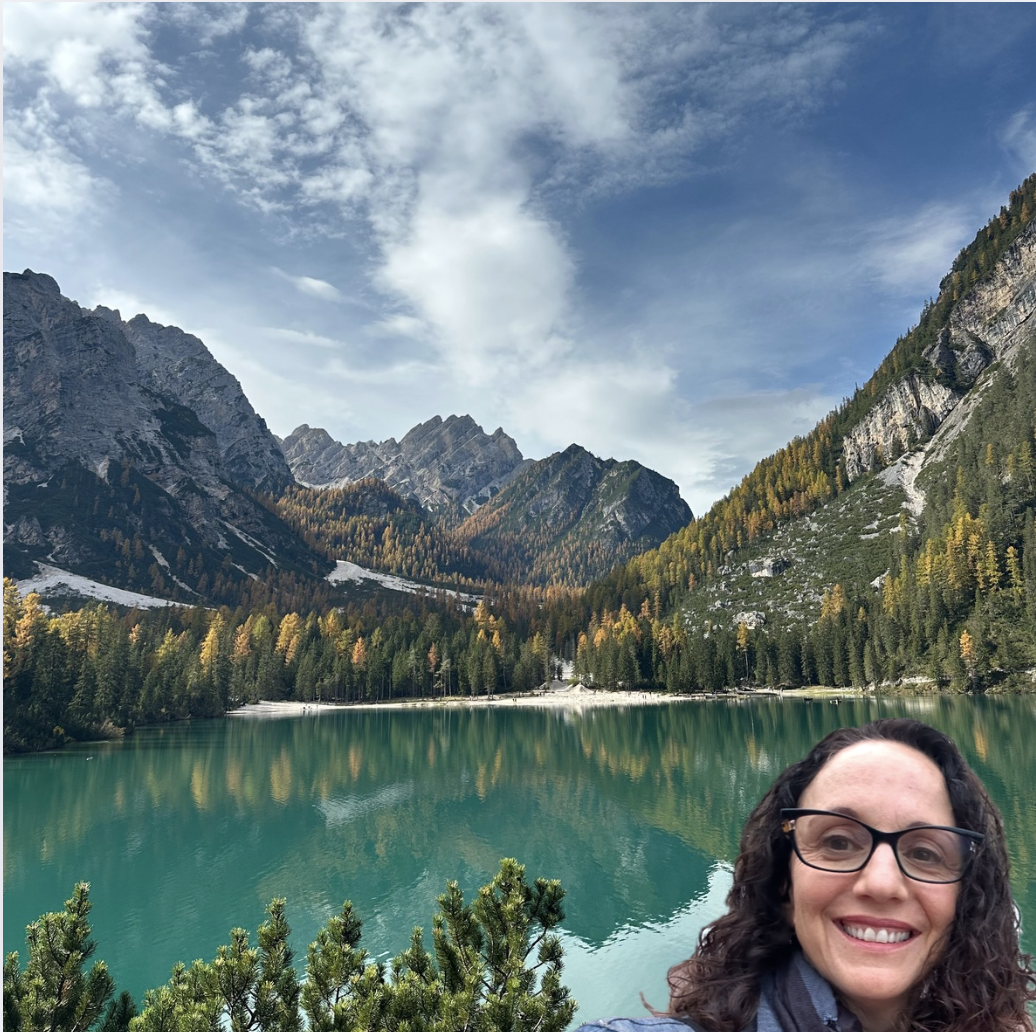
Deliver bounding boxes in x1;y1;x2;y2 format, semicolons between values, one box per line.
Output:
3;883;134;1032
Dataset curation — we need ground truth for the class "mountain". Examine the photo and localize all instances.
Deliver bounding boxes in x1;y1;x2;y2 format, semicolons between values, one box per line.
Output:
6;179;1035;760
275;443;693;589
454;444;693;586
3;271;325;603
116;311;292;492
279;415;530;512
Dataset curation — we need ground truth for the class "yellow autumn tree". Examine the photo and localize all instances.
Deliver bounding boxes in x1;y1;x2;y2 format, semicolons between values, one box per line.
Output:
351;636;368;671
275;613;302;664
200;614;226;676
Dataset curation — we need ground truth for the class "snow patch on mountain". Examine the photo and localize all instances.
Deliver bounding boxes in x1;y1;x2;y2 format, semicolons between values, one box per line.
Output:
15;563;189;609
327;560;481;604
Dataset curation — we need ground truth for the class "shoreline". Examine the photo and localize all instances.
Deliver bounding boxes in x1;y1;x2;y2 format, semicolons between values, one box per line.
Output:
226;684;857;718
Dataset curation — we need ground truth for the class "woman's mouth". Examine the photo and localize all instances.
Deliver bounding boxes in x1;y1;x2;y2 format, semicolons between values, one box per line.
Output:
839;922;914;944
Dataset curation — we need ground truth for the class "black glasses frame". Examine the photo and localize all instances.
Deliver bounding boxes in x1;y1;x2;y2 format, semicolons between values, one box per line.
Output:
780;808;984;884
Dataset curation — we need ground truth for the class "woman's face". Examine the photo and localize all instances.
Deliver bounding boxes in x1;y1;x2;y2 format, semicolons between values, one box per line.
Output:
787;741;960;1031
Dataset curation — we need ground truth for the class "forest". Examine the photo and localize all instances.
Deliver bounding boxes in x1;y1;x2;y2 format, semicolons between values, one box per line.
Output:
4;333;1034;753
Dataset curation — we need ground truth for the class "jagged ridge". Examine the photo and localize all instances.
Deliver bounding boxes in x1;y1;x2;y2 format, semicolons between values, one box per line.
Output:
280;415;529;512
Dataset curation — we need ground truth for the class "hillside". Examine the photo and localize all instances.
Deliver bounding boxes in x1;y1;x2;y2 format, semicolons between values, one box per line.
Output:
6;176;1036;755
454;444;693;586
3;273;697;608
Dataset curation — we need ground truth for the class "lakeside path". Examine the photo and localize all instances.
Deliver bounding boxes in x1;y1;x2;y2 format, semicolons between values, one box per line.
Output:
227;684;852;718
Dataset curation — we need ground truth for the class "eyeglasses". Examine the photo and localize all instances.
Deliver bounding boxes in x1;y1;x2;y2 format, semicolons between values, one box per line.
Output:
780;808;983;884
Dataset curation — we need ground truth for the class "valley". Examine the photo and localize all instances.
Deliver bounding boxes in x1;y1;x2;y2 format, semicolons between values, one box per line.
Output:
4;175;1036;756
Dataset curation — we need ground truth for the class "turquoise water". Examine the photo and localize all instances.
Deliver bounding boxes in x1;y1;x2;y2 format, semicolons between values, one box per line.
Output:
5;695;1035;1023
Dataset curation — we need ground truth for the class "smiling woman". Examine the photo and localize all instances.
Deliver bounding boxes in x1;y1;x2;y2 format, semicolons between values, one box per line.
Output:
576;719;1036;1032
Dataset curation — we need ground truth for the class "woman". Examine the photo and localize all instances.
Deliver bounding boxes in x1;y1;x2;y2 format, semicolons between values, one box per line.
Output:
577;718;1035;1032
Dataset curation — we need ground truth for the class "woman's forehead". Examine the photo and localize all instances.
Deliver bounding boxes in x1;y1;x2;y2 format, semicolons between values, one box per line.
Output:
798;740;954;824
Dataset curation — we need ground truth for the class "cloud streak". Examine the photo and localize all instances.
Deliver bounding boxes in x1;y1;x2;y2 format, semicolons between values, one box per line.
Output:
272;269;344;302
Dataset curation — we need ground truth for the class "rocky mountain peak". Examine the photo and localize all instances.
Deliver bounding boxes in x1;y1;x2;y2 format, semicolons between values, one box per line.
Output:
4;272;320;594
118;312;292;491
452;442;693;585
11;269;62;296
280;416;530;511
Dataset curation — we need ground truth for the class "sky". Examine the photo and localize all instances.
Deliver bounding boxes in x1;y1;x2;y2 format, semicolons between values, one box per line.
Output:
5;3;1036;516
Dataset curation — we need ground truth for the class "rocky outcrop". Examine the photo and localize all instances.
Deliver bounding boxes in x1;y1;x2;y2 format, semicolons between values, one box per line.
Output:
3;271;322;595
842;221;1035;482
951;223;1036;360
749;556;790;578
841;375;958;481
281;415;530;511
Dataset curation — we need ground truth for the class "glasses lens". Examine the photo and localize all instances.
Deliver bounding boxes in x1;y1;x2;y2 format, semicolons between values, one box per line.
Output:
791;813;973;882
896;828;970;882
793;813;872;871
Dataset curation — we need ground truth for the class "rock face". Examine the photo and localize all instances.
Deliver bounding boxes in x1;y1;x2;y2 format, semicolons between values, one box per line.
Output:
117;313;292;492
841;374;958;481
280;415;530;512
842;221;1036;482
3;271;320;595
455;444;693;584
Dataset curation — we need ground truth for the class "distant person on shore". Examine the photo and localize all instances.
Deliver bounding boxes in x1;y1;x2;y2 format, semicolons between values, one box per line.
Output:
575;718;1035;1032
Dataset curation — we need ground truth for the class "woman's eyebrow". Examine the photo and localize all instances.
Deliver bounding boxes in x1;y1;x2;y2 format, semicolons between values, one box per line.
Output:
821;807;946;829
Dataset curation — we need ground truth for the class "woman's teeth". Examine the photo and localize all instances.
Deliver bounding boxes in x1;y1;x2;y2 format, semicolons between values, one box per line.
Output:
842;924;911;944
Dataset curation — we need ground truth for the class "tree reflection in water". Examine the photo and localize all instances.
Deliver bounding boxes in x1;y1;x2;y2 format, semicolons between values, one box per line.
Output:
4;695;1034;1018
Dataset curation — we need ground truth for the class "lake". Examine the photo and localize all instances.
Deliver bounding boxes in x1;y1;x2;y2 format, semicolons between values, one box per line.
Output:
4;694;1035;1025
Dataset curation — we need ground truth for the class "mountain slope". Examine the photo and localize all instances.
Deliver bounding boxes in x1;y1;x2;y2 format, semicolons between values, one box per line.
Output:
3;271;326;603
587;178;1035;618
273;443;693;589
118;312;293;492
575;175;1036;690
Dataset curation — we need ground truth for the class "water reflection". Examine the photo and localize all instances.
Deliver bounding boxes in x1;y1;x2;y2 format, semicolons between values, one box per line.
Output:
4;696;1034;1023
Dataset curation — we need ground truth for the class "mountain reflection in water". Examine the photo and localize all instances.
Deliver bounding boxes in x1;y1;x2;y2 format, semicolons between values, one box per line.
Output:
4;696;1034;1023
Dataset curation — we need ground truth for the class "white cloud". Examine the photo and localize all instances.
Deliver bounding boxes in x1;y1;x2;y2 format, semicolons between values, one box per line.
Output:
3;118;102;216
367;315;428;341
2;3;884;511
3;2;171;122
861;203;974;297
1002;108;1036;174
169;3;248;48
260;327;345;350
377;192;575;376
271;269;344;302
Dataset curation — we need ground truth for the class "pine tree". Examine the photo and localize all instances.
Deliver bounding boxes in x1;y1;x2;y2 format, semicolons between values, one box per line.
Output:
3;883;134;1032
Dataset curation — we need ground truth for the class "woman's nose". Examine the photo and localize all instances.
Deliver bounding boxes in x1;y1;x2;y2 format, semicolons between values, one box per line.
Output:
853;842;909;898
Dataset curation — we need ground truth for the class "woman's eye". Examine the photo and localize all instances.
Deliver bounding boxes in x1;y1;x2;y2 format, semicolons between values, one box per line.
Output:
904;845;943;865
821;835;858;852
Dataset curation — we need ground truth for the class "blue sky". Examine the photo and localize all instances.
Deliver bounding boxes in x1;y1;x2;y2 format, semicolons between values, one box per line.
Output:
5;3;1036;515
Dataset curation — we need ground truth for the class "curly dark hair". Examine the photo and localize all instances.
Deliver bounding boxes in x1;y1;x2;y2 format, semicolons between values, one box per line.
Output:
666;718;1036;1032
